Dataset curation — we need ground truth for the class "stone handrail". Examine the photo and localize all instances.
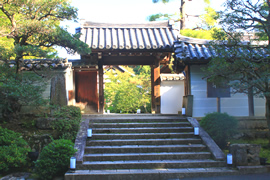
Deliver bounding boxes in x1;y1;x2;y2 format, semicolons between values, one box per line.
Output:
187;117;226;161
73;118;89;164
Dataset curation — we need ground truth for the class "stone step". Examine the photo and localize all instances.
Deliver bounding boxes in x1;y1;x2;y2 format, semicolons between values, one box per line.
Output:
83;152;212;161
92;127;194;133
86;138;202;146
90;118;188;123
91;132;196;140
65;167;238;180
77;159;226;170
84;144;207;154
91;122;191;128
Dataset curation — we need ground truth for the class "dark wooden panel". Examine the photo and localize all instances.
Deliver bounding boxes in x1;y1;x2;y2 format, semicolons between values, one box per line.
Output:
207;81;230;98
102;56;156;65
75;71;98;112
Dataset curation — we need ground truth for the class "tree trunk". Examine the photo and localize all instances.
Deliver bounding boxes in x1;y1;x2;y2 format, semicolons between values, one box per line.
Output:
180;0;186;30
265;97;270;144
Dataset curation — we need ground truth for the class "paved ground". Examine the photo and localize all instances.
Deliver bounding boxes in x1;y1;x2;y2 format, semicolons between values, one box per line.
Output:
181;173;270;180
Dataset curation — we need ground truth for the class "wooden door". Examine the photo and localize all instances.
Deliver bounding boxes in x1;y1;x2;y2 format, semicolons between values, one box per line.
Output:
75;71;98;113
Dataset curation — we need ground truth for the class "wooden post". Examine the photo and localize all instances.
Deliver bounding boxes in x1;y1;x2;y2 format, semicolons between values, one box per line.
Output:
184;65;191;96
72;69;76;104
248;87;254;116
98;62;104;114
217;97;221;113
151;60;161;114
151;65;155;113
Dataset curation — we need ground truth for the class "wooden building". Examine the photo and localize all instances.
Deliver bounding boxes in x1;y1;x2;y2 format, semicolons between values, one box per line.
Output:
10;21;266;117
70;20;179;114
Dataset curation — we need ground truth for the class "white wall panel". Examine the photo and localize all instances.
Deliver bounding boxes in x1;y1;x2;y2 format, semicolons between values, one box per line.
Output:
190;65;265;117
161;80;184;114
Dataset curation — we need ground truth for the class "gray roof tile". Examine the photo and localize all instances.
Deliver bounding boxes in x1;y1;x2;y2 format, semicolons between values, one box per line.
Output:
174;36;213;62
78;21;179;50
174;35;270;63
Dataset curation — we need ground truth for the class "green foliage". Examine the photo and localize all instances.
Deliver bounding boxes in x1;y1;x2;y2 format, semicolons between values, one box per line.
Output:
51;106;82;141
207;0;270;137
105;66;151;113
34;139;76;180
0;0;91;66
179;4;222;40
181;27;226;40
152;0;170;3
200;112;238;149
148;13;172;21
200;6;219;29
0;65;48;121
216;0;270;42
0;127;30;172
150;0;217;30
181;29;211;40
203;40;270;97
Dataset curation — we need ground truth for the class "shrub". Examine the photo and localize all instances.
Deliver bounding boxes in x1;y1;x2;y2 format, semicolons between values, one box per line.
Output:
34;139;76;180
0;65;48;121
0;127;30;172
51;106;81;141
200;112;238;149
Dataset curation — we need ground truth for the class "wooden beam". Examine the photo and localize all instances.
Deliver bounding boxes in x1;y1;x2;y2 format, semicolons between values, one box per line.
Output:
102;56;156;65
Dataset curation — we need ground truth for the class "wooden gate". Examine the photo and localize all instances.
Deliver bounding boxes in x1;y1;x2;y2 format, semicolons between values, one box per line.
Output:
75;71;98;113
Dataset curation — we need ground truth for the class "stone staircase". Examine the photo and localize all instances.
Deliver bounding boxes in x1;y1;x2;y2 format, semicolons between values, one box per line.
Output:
65;115;237;180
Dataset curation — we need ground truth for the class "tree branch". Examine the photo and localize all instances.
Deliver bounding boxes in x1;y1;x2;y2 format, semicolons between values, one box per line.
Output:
0;3;16;38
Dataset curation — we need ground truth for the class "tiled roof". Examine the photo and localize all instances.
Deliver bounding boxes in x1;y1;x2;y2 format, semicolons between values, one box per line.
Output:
8;59;72;70
174;35;269;63
160;73;185;81
174;36;215;62
77;21;179;50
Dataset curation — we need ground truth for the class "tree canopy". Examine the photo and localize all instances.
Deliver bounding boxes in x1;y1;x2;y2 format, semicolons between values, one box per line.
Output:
0;0;91;121
206;0;270;97
149;0;221;39
0;0;91;72
204;0;270;139
104;66;151;113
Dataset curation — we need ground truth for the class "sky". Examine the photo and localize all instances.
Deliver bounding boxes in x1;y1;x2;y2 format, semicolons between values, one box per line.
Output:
59;0;225;58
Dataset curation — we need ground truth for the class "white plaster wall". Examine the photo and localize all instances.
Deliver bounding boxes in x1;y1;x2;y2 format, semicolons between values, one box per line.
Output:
161;80;185;114
190;65;265;117
65;68;75;105
254;97;266;116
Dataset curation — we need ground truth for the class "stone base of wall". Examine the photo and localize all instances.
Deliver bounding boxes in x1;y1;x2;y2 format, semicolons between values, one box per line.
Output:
236;117;269;139
25;134;53;152
229;144;261;166
196;116;269;139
